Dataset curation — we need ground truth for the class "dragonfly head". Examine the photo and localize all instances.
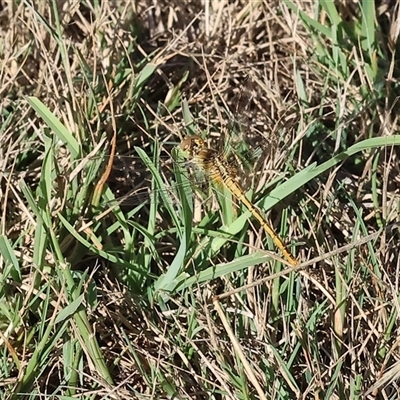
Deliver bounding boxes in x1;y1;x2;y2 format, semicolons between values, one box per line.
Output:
179;136;205;157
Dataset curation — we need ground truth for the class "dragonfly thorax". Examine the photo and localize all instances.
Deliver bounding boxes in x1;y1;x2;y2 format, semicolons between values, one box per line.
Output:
180;135;236;177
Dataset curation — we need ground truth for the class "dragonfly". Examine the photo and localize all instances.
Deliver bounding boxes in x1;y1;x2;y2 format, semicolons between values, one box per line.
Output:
179;135;299;266
87;77;298;264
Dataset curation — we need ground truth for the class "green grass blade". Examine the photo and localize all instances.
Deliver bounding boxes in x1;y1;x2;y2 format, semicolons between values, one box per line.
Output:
0;235;21;281
26;97;80;158
259;135;400;210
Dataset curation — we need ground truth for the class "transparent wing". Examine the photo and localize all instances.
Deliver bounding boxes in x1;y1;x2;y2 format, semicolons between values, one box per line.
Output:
101;151;212;209
213;76;266;190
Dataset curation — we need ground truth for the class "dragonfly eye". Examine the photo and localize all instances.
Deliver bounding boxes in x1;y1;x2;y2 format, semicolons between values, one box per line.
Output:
180;137;191;151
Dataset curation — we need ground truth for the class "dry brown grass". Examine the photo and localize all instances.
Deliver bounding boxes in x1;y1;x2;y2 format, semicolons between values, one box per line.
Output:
2;0;400;399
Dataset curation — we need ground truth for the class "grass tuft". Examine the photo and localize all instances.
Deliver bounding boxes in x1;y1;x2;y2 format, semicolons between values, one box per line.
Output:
2;1;400;398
